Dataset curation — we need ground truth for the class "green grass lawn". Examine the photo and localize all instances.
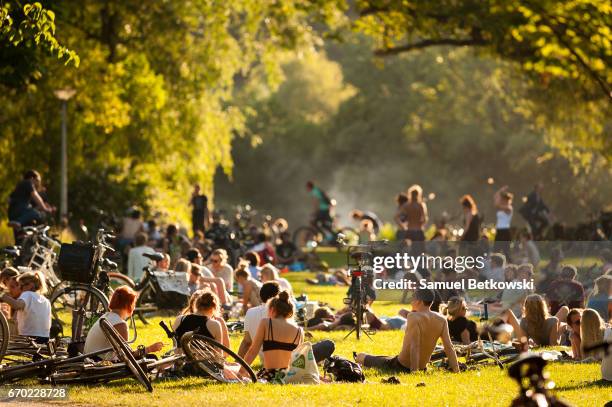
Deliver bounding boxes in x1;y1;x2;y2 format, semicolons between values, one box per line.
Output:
49;268;610;407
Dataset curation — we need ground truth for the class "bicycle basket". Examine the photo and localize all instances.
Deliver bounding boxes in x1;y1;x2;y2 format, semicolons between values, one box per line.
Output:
57;242;98;283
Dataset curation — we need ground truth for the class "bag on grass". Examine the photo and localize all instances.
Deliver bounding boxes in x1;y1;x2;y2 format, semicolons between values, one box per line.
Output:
323;355;365;383
283;341;320;384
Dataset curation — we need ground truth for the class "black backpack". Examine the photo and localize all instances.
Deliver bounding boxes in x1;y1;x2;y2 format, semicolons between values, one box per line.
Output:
323;356;365;383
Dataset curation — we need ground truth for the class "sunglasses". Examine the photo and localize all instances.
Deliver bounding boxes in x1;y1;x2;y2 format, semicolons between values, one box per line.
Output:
211;259;221;263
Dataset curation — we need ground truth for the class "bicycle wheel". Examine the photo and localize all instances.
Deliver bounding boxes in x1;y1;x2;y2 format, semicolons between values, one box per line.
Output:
469;347;520;366
181;332;256;383
50;284;109;342
108;272;135;290
292;226;321;249
355;297;362;340
99;318;153;392
134;284;158;325
0;312;10;363
351;276;363;340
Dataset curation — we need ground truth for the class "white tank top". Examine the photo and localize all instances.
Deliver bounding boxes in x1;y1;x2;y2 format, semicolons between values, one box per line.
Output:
496;209;512;229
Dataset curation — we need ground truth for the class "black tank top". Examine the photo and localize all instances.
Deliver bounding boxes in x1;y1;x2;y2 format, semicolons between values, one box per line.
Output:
174;314;214;341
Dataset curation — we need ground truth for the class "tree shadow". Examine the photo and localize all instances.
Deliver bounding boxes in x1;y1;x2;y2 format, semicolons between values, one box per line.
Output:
555;378;611;391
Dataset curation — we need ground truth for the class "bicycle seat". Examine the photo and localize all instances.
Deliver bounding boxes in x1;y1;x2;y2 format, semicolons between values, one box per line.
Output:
2;246;21;258
143;252;164;262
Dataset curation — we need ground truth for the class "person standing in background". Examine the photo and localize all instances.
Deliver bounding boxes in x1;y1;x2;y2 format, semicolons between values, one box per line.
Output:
395;185;428;254
494;185;513;261
190;184;209;237
519;182;551;240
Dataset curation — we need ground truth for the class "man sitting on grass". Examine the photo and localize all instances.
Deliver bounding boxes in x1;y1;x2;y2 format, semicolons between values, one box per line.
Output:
355;288;459;373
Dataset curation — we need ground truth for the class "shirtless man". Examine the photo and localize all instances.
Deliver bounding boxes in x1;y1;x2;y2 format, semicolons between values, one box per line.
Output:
355;288;459;373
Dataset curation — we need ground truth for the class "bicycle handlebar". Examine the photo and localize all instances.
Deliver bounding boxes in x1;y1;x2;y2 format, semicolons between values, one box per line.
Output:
159;321;174;339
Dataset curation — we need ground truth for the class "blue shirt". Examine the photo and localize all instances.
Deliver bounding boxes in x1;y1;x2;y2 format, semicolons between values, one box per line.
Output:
587;294;610;321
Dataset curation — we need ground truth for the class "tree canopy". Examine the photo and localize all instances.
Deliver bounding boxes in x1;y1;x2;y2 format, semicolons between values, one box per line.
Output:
0;1;609;228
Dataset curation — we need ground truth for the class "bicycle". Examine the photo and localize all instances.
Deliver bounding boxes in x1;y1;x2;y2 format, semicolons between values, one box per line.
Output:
1;225;62;289
293;216;358;250
49;229;132;344
132;252;190;325
430;339;521;370
47;319;256;388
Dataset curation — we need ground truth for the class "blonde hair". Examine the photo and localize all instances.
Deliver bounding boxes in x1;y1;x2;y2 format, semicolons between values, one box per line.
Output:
260;264;280;282
175;258;192;273
580;308;605;353
211;249;228;264
440;296;466;320
523;294;548;339
17;271;46;295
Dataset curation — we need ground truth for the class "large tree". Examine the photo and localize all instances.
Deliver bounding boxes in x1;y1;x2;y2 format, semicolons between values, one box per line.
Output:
346;0;611;163
0;0;343;225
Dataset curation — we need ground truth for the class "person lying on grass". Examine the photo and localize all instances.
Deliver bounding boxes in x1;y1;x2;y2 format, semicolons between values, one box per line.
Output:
240;290;303;382
565;308;583;360
581;308;612;381
355;288;460;373
364;308;409;331
519;294;564;347
84;285;163;360
173;289;229;346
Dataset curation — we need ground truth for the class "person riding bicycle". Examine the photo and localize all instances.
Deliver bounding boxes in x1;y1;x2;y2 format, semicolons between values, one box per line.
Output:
7;170;54;232
306;181;335;241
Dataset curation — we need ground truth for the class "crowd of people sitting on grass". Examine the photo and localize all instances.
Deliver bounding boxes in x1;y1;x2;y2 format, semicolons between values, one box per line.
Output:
1;173;611;385
2;239;611;383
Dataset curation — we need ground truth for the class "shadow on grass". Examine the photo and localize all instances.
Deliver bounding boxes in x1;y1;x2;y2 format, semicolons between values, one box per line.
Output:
555;378;612;391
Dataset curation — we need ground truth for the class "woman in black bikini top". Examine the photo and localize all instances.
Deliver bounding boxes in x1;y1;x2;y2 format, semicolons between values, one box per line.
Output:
262;318;301;352
241;291;303;382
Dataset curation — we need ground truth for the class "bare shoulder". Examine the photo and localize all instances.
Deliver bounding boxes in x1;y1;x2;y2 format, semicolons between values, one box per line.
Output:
430;311;446;322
